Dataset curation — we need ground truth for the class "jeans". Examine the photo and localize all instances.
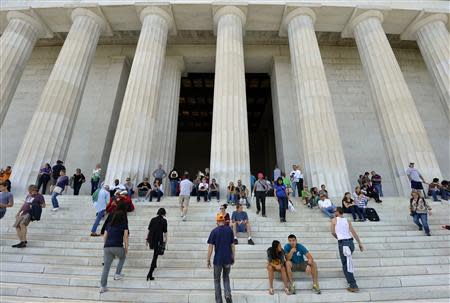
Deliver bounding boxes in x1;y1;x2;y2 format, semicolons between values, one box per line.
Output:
291;181;298;197
356;207;366;220
278;196;288;220
441;189;449;201
214;264;232;303
227;194;236;204
91;180;99;195
170;180;178;196
73;182;82;195
51;192;60;208
197;191;208;202
338;239;358;288
149;190;163;202
413;213;430;234
373;183;383;197
321;205;336;218
431;190;440;201
101;247;126;287
37;174;50;194
255;191;266;216
91;209;105;233
208;191;220;201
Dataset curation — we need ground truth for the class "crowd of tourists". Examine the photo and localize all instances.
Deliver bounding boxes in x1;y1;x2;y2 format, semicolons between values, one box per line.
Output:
0;160;448;302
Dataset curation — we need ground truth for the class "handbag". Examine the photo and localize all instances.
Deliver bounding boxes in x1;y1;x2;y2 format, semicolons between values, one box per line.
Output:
53;186;63;194
288;200;296;212
158;242;166;255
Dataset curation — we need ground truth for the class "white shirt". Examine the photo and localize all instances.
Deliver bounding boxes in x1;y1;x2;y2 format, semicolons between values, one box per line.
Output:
179;179;193;196
290;169;302;182
406;167;421;182
95;188;110;212
335;217;352;240
199;182;209;190
318;198;333;208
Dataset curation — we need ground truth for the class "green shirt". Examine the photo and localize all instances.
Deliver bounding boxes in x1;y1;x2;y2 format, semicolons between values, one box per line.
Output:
282;177;291;188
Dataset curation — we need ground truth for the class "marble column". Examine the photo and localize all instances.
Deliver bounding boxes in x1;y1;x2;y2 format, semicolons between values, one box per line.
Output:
11;8;106;193
349;10;442;196
210;6;250;193
105;7;173;184
0;11;45;127
413;14;450;119
283;8;351;197
150;56;184;176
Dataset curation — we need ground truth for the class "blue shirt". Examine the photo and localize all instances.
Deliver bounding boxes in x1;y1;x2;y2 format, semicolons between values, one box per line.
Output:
104;223;128;248
207;225;234;266
274;184;287;198
231;211;248;223
283;243;309;264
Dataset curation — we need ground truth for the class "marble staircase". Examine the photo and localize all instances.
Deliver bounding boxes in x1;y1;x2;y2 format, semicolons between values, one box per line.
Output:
0;195;449;302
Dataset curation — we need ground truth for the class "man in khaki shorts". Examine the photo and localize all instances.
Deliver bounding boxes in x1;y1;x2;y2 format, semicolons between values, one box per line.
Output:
179;173;193;221
284;234;321;295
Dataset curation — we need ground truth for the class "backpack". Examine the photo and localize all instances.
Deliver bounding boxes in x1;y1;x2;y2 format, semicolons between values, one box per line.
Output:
30;203;42;222
92;188;100;203
366;208;380;221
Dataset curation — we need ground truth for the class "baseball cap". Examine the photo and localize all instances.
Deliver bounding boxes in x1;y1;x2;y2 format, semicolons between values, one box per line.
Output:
216;213;225;221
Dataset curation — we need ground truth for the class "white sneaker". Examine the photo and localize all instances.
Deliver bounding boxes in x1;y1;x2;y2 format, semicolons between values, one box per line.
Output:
180;212;183;217
182;216;186;221
51;207;59;212
114;273;124;280
99;287;107;293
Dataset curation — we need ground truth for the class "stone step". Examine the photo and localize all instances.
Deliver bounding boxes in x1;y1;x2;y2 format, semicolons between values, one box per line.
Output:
2;261;448;279
1;282;449;302
2;251;449;268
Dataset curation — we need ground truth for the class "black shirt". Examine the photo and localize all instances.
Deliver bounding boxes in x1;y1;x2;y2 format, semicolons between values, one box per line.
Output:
52;164;66;179
147;215;167;248
73;173;85;184
104;223;128;248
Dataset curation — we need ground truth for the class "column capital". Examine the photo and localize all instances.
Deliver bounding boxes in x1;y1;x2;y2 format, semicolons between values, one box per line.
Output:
166;56;185;73
401;13;448;40
342;9;384;38
213;5;247;34
71;8;109;34
6;11;47;38
282;7;316;30
139;6;175;33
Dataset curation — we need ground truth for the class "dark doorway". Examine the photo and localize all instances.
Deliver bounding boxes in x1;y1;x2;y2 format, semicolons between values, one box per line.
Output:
174;73;276;177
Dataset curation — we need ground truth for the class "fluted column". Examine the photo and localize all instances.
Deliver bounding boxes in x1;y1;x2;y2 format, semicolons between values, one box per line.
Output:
349;10;442;196
105;7;173;184
11;8;106;193
413;14;450;119
150;56;184;175
283;8;350;197
0;11;45;127
210;6;250;193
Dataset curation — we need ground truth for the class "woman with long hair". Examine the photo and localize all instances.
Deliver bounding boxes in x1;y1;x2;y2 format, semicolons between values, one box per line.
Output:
274;177;289;222
146;208;168;280
266;240;291;295
100;209;129;293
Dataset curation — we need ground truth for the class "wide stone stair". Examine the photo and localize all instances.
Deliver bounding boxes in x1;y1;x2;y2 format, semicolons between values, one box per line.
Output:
0;195;449;302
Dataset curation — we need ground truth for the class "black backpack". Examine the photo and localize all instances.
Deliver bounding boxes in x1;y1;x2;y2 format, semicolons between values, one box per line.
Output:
30;203;43;222
366;208;380;221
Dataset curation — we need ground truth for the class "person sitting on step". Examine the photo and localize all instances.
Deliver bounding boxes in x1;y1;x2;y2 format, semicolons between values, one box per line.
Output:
231;204;254;245
235;179;250;208
136;177;151;201
227;181;236;205
342;192;362;222
266;240;292;296
197;177;208;202
148;179;164;202
284;234;321;295
307;187;319;209
318;194;336;219
208;178;220;202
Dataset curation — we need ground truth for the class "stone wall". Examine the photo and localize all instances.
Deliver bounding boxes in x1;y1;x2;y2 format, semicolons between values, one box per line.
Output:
1;44;448;196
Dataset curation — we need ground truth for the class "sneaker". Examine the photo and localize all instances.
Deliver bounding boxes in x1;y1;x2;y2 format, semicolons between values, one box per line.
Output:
90;233;100;237
248;239;255;245
51;207;59;211
12;242;24;248
262;214;267;218
256;210;260;215
225;296;232;303
290;282;296;294
233;238;238;245
426;233;431;236
114;274;124;280
99;287;108;293
419;226;423;231
312;284;321;294
182;216;186;222
347;287;359;293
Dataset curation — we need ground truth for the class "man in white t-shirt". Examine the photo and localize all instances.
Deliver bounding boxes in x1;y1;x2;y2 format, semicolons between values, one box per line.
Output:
406;162;427;196
179;173;194;221
318;194;336;219
290;165;303;198
197;177;209;202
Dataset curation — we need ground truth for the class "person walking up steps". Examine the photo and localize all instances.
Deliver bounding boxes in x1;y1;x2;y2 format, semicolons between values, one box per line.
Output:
253;173;268;217
0;181;14;219
100;209;129;293
91;183;110;237
51;170;69;211
331;207;364;293
179;173;193;221
146;208;168;281
207;213;235;303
